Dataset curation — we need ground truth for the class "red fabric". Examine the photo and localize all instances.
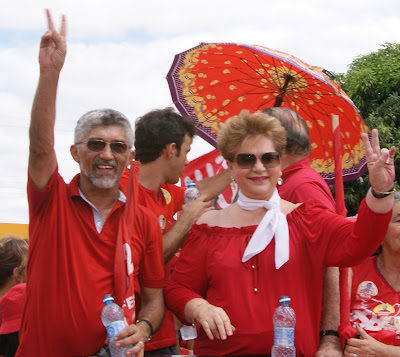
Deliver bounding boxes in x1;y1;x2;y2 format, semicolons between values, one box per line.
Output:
279;158;336;212
165;200;391;356
17;169;164;357
114;161;141;324
0;284;26;335
333;123;348;216
339;256;400;346
121;167;186;350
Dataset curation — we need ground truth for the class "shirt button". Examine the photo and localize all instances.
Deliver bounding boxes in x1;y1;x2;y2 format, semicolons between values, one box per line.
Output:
252;265;256;269
254;288;258;292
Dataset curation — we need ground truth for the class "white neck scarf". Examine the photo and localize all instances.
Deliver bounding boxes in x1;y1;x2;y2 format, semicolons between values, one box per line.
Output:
239;189;289;269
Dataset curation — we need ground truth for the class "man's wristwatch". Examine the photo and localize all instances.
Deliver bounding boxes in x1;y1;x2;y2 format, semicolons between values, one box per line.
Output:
136;319;153;342
319;330;339;338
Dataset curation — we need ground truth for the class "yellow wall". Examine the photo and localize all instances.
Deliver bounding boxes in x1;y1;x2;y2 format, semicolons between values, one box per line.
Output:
0;223;29;238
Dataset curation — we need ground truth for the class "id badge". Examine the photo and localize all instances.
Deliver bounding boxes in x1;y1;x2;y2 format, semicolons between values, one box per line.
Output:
180;325;197;340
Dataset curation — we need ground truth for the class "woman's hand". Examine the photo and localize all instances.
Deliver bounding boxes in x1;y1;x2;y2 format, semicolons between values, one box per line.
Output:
362;129;396;193
189;300;235;341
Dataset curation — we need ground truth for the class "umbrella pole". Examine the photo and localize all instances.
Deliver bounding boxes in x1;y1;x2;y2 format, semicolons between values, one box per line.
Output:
332;114;347;217
273;74;294;107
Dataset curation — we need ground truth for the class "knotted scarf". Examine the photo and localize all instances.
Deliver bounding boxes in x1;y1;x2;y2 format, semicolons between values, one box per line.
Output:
239;189;289;269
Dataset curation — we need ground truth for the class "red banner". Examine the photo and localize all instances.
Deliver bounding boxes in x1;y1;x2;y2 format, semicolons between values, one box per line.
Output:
181;149;237;208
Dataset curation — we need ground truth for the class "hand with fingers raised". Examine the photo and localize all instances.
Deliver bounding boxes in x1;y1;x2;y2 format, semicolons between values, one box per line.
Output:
39;9;67;72
362;129;397;212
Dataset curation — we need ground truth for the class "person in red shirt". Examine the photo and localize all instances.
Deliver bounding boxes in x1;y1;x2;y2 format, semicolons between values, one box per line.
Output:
164;110;396;356
340;192;400;356
121;107;231;355
16;10;164;357
263;107;342;356
0;236;28;357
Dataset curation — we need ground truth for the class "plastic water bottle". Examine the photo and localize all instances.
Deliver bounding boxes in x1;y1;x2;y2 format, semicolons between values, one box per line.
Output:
271;296;296;357
101;294;132;357
184;179;201;204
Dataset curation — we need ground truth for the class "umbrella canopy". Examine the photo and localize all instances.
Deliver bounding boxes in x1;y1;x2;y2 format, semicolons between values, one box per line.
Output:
167;42;369;184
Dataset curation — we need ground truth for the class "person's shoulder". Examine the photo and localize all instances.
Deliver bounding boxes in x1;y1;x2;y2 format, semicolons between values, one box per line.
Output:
280;199;302;215
285;199;337;219
196;206;227;225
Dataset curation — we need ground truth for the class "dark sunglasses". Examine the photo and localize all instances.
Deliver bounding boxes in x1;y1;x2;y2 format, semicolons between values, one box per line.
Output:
77;139;130;154
235;152;280;169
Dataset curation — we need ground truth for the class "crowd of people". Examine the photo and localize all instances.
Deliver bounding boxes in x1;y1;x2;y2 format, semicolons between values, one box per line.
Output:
0;8;398;357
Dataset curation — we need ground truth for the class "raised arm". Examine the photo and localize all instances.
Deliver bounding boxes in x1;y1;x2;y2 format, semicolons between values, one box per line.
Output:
195;169;231;201
163;194;213;263
29;9;66;190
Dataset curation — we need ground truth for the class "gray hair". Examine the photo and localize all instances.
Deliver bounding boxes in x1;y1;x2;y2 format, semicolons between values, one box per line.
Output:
74;109;134;147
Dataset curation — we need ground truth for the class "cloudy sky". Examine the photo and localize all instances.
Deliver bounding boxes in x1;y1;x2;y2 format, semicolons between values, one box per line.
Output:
1;0;400;224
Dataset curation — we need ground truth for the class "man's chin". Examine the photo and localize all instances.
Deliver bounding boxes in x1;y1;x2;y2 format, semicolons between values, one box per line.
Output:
90;175;119;189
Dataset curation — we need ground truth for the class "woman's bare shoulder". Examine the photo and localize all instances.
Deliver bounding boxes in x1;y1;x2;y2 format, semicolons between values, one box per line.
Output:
280;199;302;215
196;205;234;226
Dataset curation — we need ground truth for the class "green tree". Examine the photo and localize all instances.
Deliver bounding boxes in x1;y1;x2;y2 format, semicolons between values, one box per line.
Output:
343;42;400;118
335;43;400;216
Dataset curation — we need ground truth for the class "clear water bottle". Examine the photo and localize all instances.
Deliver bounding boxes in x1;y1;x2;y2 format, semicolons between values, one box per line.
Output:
101;294;132;357
184;179;201;204
271;296;296;357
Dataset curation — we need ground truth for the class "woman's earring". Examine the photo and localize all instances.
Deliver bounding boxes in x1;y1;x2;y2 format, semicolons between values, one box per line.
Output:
278;177;283;186
230;176;236;191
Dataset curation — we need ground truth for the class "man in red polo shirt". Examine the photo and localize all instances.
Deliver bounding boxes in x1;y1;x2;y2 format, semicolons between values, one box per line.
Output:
121;108;231;355
263;107;342;356
16;10;165;357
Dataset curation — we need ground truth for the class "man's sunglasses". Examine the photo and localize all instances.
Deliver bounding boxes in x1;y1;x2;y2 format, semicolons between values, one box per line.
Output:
77;139;130;154
234;152;280;169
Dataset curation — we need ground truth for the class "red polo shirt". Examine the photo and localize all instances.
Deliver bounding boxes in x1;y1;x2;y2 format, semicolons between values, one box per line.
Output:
16;169;164;357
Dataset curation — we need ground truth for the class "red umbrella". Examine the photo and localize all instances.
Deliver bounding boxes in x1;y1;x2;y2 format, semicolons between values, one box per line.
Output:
167;42;370;184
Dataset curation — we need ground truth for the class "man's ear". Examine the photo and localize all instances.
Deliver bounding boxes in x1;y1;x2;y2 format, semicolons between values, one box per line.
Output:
165;142;177;159
127;150;135;165
70;145;80;163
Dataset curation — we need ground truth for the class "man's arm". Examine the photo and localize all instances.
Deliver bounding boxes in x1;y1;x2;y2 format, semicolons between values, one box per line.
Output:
114;287;165;357
29;10;66;190
163;195;213;263
316;267;343;356
161;169;231;262
195;169;231;201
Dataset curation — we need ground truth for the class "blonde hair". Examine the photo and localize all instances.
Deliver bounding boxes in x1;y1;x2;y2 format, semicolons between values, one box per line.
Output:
217;110;287;162
0;235;29;287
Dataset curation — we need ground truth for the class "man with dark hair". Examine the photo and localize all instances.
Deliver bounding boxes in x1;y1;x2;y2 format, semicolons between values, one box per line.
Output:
17;11;165;356
134;108;196;164
121;107;231;355
263;107;342;356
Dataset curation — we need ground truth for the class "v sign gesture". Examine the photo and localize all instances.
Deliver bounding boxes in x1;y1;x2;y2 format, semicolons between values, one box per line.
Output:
39;9;66;72
29;9;67;190
362;129;396;214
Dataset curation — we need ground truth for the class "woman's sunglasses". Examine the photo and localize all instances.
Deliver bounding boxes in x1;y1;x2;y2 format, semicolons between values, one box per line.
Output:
77;139;130;154
234;152;280;169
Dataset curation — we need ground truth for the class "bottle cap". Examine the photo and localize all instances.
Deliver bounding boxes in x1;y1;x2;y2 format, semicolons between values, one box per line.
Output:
186;179;195;188
103;294;114;304
279;296;290;303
